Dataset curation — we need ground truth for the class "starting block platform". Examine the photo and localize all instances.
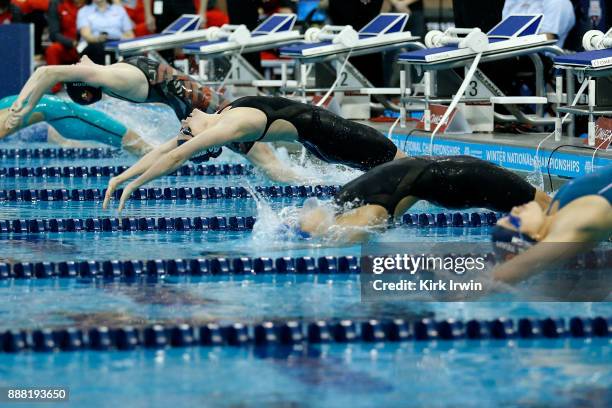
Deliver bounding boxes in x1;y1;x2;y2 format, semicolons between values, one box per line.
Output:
183;14;301;58
279;13;421;61
106;15;206;56
398;15;560;70
555;28;612;75
553;28;612;146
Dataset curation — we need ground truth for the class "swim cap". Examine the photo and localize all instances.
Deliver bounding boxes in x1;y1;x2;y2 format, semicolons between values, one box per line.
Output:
491;216;537;261
177;127;223;163
278;223;312;240
65;82;102;105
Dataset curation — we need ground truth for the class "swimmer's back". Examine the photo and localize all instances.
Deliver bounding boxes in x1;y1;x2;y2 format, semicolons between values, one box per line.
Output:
227;96;397;170
120;56;224;119
335;156;536;214
552;164;612;211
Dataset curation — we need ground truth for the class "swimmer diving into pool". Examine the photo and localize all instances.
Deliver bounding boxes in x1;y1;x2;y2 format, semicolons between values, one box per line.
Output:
5;55;225;126
0;94;152;155
491;164;612;284
102;96;406;211
7;57;337;184
296;156;551;243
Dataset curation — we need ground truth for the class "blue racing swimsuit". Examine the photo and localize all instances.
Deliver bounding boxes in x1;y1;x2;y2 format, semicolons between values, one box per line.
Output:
0;95;127;147
550;164;612;212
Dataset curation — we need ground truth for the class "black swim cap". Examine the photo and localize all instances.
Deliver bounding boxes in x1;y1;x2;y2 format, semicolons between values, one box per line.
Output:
65;82;102;105
177;127;223;163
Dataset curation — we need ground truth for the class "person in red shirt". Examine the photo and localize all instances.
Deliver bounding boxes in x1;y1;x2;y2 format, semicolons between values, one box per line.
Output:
0;0;23;23
45;0;85;66
11;0;48;55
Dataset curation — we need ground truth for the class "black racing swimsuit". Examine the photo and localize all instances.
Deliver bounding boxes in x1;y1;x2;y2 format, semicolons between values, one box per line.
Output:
223;96;398;170
117;56;223;120
334;156;537;214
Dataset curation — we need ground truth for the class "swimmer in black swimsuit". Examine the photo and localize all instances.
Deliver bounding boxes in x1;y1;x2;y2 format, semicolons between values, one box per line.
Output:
297;156;551;243
5;55;225;129
491;164;612;284
103;96;406;212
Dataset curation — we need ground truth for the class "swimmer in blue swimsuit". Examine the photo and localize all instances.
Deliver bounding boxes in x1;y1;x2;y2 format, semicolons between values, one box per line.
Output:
491;164;612;284
0;95;152;155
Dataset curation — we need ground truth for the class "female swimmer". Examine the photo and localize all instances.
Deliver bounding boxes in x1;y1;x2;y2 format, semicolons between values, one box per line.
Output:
297;156;551;243
5;55;225;129
491;164;612;284
102;96;407;211
0;94;151;155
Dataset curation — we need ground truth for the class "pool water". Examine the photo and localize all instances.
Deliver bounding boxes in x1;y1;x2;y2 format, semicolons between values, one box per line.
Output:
0;141;610;408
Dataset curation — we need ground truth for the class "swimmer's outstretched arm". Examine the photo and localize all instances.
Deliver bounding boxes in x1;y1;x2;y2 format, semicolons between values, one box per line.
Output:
103;137;178;209
492;203;611;284
115;120;250;212
7;63;132;130
245;143;306;184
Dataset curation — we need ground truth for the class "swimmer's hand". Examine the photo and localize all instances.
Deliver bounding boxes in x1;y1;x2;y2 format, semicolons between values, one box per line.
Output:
117;182;139;213
102;177;122;210
5;104;25;130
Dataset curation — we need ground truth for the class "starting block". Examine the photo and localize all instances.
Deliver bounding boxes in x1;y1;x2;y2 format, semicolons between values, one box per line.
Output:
278;13;423;118
398;14;566;130
554;28;612;146
106;15;206;58
182;14;301;89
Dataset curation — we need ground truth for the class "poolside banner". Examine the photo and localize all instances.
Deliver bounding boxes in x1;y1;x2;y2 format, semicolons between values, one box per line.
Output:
359;242;611;302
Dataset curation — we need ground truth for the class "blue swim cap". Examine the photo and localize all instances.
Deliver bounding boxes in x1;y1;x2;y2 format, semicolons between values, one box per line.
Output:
491;216;537;261
278;223;312;240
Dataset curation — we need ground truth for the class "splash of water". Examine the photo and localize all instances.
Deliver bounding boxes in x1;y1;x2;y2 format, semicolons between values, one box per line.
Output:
526;157;545;191
272;146;364;185
94;97;180;145
248;184;310;247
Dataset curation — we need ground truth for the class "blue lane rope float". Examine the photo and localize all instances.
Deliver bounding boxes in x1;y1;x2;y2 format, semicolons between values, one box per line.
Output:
2;249;607;280
0;163;254;178
0;212;503;234
0;147;116;159
0;255;363;279
0;184;342;202
0;316;609;353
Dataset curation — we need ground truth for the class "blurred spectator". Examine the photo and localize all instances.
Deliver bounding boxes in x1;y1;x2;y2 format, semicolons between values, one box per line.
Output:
0;0;23;23
566;0;607;51
503;0;576;47
12;0;48;56
114;0;153;36
388;0;424;37
203;0;228;27
46;0;84;66
154;0;197;33
453;0;504;32
261;0;296;14
77;0;133;64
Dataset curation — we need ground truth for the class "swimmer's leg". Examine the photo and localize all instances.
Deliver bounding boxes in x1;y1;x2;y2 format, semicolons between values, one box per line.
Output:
47;126;97;148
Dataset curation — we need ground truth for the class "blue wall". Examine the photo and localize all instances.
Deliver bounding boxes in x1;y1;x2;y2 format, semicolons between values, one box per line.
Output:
0;24;32;99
